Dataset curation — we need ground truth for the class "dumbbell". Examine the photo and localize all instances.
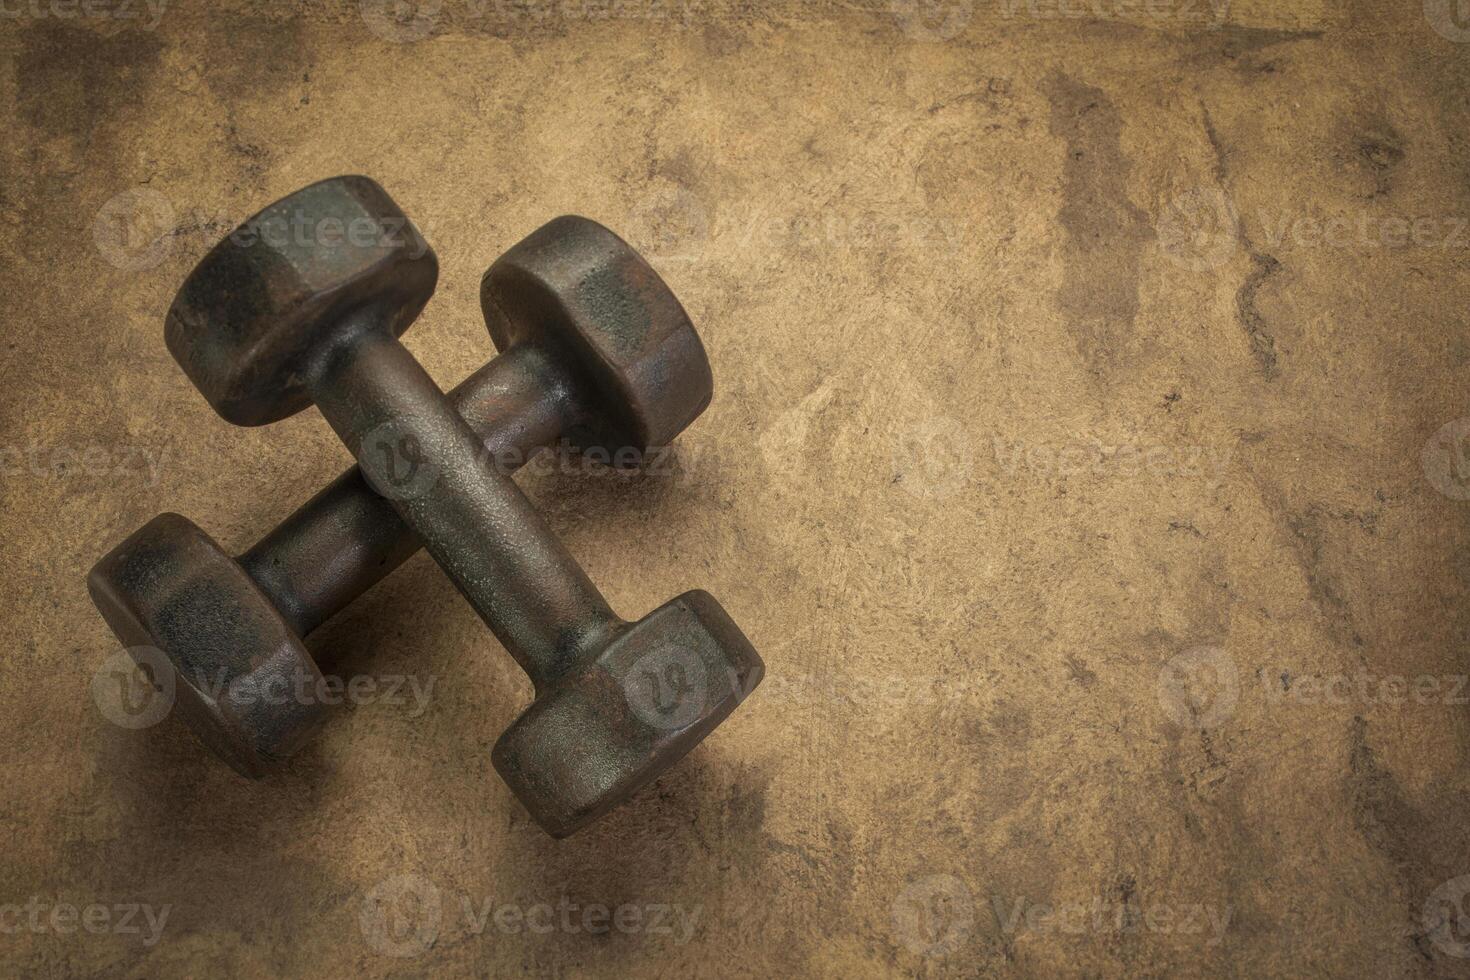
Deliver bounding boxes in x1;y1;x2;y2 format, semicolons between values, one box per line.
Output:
89;281;676;775
88;177;764;837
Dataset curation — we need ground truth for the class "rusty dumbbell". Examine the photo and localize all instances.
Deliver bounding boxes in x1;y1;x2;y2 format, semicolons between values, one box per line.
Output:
88;176;763;837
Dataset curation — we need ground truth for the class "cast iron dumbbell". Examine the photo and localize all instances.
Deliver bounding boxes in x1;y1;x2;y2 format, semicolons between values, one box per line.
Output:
89;177;764;837
89;217;711;775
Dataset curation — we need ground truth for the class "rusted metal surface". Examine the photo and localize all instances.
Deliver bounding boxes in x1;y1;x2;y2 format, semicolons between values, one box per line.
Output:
89;176;763;836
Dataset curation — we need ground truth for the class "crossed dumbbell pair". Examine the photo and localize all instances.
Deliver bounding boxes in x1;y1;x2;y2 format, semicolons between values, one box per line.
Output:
88;176;764;837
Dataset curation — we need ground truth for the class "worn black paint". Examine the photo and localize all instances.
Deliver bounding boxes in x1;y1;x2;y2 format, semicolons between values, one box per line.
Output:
89;177;763;837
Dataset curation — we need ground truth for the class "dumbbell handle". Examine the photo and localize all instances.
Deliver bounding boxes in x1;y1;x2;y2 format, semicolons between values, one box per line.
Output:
237;340;589;649
305;313;624;692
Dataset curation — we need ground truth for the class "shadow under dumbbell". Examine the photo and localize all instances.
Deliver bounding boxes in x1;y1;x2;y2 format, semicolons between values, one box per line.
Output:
84;687;346;942
494;754;745;961
83;456;749;954
105;181;763;840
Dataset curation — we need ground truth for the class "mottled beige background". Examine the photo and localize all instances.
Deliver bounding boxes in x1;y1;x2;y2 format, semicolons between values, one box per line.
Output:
3;0;1470;976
